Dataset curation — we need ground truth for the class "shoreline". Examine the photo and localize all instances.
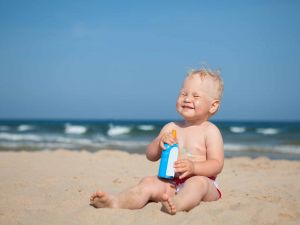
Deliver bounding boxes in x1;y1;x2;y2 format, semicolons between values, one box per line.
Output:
0;148;299;161
0;149;299;225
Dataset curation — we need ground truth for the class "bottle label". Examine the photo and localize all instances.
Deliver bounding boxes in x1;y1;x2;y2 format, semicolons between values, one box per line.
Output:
166;146;179;177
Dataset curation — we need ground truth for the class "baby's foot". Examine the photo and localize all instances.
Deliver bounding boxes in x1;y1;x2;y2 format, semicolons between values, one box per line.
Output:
161;193;177;215
90;190;117;208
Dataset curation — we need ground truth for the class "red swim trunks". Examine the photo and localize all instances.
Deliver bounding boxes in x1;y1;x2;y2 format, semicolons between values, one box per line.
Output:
172;176;222;199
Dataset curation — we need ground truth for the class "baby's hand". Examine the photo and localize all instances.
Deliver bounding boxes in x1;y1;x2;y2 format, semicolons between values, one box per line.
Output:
160;131;177;150
174;159;194;179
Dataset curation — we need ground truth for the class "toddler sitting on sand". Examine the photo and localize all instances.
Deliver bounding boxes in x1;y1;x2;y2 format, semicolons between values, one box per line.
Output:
90;67;224;214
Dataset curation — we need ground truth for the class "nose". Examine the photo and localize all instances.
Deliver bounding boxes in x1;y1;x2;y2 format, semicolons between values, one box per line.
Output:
184;96;191;102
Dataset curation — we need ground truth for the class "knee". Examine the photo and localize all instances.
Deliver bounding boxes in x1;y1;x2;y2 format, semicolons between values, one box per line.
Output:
137;176;157;195
139;176;156;186
188;176;209;191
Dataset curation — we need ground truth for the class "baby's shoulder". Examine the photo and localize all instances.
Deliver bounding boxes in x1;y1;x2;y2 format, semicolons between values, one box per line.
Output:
201;121;221;134
163;121;183;128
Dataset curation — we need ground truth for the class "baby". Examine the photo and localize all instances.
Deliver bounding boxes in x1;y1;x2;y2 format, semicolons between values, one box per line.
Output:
90;67;224;215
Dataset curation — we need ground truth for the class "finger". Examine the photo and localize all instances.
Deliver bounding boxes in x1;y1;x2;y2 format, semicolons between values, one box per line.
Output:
174;159;183;164
166;133;176;144
160;141;166;150
160;134;166;144
179;171;190;179
169;136;177;145
174;163;184;169
174;161;183;168
162;134;171;143
164;140;173;147
165;133;172;140
174;166;186;173
170;139;176;146
176;159;188;163
174;160;186;166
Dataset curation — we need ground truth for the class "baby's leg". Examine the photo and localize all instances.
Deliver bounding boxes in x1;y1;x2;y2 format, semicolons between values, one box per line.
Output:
90;176;175;209
161;176;219;214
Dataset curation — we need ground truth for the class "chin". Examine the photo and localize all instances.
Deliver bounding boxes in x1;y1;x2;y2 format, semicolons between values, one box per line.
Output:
179;112;195;120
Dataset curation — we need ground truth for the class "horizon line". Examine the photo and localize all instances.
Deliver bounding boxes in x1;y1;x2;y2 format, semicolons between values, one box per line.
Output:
0;118;299;123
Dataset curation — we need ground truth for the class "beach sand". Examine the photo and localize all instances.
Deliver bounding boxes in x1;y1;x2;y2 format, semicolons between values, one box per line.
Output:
0;149;299;225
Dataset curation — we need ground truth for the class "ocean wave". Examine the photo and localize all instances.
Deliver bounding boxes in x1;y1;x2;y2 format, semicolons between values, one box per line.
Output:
0;141;85;150
138;125;155;131
107;125;131;136
53;136;93;145
272;145;300;154
64;124;87;135
256;128;279;135
225;143;300;155
229;126;246;133
0;140;148;152
0;133;106;149
0;126;10;131
104;139;148;148
224;143;250;151
0;132;42;142
17;125;35;132
93;135;108;143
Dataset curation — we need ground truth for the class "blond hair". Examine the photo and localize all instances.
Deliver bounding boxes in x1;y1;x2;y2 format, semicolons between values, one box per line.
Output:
186;66;224;100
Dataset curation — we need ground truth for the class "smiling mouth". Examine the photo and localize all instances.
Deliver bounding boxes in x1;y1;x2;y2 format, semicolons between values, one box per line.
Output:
182;105;194;109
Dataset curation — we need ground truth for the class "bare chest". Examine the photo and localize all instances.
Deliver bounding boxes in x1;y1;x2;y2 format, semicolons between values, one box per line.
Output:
176;127;207;160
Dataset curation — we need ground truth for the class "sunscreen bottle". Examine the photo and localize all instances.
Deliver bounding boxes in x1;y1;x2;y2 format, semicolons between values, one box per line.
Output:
158;130;179;179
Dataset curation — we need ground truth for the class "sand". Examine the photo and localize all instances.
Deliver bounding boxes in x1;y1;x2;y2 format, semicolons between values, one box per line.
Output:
0;149;299;225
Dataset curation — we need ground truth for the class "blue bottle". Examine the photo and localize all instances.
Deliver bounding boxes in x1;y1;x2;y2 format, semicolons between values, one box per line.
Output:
158;130;179;179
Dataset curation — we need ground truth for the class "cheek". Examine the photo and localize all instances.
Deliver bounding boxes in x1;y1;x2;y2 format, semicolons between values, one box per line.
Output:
176;98;181;106
176;101;181;110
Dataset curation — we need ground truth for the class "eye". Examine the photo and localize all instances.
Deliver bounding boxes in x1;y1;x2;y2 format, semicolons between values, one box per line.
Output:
180;91;187;96
193;94;201;98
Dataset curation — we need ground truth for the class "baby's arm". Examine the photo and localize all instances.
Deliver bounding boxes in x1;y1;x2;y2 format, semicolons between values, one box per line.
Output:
175;123;224;178
146;122;176;161
195;124;224;176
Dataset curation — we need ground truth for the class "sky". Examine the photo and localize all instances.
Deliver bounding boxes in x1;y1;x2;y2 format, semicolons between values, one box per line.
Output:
0;0;300;121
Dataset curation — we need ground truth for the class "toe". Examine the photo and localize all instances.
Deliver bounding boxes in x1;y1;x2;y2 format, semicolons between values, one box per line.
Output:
167;198;177;215
96;190;104;197
171;204;176;214
90;194;95;201
90;192;98;200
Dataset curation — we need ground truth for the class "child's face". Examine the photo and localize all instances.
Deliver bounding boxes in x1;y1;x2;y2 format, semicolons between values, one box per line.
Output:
176;75;218;122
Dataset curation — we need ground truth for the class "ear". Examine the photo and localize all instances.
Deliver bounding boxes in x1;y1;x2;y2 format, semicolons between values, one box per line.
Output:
209;100;220;115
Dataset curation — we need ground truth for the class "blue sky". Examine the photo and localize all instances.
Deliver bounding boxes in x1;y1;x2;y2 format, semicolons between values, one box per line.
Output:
0;0;300;121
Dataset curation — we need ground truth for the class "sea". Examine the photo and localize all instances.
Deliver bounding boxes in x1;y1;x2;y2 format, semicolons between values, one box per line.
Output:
0;120;299;160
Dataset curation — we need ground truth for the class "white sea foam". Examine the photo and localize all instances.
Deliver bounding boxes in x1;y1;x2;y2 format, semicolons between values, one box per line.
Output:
103;139;149;149
60;137;93;145
17;125;34;132
256;128;279;135
138;125;155;131
229;126;246;133
272;145;300;154
224;143;250;151
93;135;107;143
0;141;77;150
225;143;300;155
0;133;42;142
107;125;131;136
257;145;300;155
64;124;87;134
